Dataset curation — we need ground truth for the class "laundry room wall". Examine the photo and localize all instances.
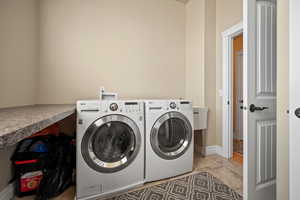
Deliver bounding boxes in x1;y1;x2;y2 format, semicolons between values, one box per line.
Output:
185;0;217;147
185;0;205;107
0;145;16;192
204;0;217;147
0;0;39;109
185;0;243;148
185;0;243;149
0;0;39;192
215;0;243;146
37;0;186;104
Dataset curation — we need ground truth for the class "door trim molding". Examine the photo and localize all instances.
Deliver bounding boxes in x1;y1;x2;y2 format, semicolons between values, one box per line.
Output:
289;0;299;198
222;22;243;159
205;145;224;156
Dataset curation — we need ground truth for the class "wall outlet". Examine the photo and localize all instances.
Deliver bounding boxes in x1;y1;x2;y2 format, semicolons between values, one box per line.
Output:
218;90;223;97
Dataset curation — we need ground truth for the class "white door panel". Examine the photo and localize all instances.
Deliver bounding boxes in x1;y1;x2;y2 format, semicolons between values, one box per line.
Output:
257;2;277;98
289;0;300;199
256;119;276;185
244;0;276;199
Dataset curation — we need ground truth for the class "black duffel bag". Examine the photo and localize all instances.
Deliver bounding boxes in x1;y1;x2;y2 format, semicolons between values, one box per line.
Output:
11;135;75;199
35;135;75;200
11;136;57;197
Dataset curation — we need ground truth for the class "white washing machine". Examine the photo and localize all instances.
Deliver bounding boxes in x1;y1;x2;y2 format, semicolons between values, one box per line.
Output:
144;100;194;182
76;100;144;200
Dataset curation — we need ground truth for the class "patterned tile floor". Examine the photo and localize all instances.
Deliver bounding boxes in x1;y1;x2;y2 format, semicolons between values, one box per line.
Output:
15;153;243;200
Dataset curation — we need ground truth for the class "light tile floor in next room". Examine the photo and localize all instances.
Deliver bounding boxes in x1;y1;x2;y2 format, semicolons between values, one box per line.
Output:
15;153;243;200
193;153;243;195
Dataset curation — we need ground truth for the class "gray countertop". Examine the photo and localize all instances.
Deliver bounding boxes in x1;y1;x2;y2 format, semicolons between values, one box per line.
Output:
0;104;75;148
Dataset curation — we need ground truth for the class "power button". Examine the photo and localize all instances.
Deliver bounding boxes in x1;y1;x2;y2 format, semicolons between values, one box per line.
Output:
170;102;176;109
110;103;118;111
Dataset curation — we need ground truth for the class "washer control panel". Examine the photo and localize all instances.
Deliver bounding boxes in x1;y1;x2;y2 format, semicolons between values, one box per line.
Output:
103;101;142;113
77;101;100;112
124;102;141;113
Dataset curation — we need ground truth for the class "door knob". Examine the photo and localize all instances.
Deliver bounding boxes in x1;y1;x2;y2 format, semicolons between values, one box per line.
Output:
295;108;300;118
249;104;269;113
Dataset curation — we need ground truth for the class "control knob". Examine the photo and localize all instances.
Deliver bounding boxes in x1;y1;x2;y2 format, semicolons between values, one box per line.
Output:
170;102;176;109
109;103;118;111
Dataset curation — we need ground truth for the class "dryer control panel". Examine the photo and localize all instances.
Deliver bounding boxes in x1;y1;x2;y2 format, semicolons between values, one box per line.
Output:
178;100;193;111
147;100;192;112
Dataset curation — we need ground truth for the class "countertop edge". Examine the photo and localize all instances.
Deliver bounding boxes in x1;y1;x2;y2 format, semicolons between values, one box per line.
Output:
0;107;75;149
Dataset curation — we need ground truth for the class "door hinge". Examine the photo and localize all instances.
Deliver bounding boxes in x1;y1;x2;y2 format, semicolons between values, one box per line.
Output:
227;101;230;105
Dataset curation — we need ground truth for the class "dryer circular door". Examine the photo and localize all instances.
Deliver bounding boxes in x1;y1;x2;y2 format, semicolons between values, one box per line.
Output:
81;115;141;173
150;112;192;160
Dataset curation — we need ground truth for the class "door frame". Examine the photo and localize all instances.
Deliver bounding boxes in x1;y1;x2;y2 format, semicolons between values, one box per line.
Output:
222;22;243;159
289;0;300;198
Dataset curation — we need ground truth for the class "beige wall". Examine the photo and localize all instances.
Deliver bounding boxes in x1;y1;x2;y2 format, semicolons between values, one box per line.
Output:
37;0;186;104
0;145;16;191
185;0;217;146
185;0;205;107
204;0;217;146
215;0;243;145
277;0;289;198
186;0;243;146
0;0;39;191
185;0;241;147
0;0;39;109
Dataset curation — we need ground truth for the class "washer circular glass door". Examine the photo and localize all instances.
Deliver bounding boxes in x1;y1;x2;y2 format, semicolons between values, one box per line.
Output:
150;112;192;160
81;115;141;173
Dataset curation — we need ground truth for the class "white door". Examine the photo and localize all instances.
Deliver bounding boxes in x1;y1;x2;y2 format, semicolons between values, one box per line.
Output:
289;0;300;199
244;0;276;199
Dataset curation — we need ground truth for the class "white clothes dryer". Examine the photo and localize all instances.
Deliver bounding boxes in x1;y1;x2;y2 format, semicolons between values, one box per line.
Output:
144;100;194;182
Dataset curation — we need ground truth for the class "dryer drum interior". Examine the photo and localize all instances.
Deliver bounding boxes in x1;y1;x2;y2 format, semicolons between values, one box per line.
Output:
81;115;141;173
151;112;192;160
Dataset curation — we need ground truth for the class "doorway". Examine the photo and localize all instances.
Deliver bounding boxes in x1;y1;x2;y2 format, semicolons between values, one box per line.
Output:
221;22;243;160
232;34;244;164
220;0;277;199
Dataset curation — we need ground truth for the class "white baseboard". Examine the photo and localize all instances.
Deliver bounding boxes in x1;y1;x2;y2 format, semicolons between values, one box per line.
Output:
205;145;224;157
0;183;14;200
